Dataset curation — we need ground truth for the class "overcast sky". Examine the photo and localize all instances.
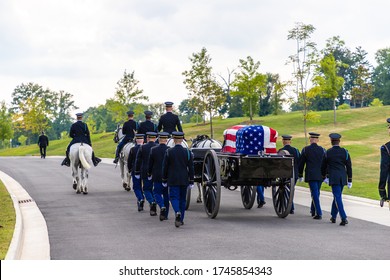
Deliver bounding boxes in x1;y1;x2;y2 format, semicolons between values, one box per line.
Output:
0;0;388;112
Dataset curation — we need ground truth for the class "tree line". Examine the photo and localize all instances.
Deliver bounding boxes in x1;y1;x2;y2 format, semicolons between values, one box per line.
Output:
1;22;389;146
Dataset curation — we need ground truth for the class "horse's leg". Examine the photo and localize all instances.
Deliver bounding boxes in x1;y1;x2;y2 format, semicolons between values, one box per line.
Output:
71;165;78;190
82;168;88;194
120;158;127;189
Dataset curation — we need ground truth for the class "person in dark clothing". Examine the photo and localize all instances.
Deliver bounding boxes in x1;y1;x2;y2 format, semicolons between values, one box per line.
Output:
298;132;326;220
162;131;194;228
128;134;145;211
38;131;49;158
114;110;138;164
321;133;352;226
137;110;158;142
148;132;170;221
157;101;183;134
61;113;101;167
379;118;390;207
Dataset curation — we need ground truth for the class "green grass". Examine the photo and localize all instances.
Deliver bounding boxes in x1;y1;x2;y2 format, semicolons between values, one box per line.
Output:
0;180;16;260
1;105;390;200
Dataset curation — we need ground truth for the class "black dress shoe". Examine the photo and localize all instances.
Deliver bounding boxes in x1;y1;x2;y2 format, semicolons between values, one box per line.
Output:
61;158;70;167
113;157;119;164
150;202;157;216
138;200;144;212
159;207;166;221
257;201;265;208
380;198;386;207
340;219;348;226
175;212;181;228
330;217;336;223
313;215;322;220
290;210;294;214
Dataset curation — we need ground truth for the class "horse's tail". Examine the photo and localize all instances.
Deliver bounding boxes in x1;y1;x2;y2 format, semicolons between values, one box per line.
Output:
79;144;91;170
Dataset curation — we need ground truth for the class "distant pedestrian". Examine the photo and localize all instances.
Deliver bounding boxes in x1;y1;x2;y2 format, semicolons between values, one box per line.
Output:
38;131;49;159
157;101;183;134
378;118;390;207
321;133;352;226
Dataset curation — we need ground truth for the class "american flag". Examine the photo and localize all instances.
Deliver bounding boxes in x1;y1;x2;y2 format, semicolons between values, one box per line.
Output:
221;125;247;153
236;125;278;155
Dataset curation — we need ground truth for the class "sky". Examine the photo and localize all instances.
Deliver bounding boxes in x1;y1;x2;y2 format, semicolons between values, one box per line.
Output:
0;0;389;112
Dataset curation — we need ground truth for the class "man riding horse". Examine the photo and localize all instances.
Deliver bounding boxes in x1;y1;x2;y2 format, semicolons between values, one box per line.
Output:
113;110;138;164
61;112;101;167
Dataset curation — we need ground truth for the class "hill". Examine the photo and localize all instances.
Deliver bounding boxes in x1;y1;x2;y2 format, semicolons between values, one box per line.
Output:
1;106;389;200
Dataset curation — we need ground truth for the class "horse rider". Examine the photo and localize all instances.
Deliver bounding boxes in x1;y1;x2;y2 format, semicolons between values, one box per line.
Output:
157;101;183;134
137;110;158;142
127;134;145;211
379;118;390;207
298;132;326;220
135;132;158;216
321;133;352;225
113;110;138;164
38;131;49;159
61;112;101;167
148;132;170;221
162;131;194;228
278;134;301;214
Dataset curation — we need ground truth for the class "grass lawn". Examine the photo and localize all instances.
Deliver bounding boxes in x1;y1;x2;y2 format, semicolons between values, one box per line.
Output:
0;180;16;260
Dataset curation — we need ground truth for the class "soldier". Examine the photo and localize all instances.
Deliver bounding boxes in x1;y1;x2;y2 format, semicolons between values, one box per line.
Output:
162;131;194;228
137;110;158;142
321;133;352;226
279;134;301;214
157;101;183;134
135;132;158;216
256;186;266;208
148;132;170;221
128;134;145;211
378;118;390;207
298;132;326;220
113;110;138;164
38;131;49;159
61;113;101;167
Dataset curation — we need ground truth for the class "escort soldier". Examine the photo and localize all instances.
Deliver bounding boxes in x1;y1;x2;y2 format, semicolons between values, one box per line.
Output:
378;118;390;207
279;134;301;214
113;110;138;164
38;131;49;159
157;101;183;134
137;110;158;142
321;133;352;226
61;113;101;167
128;134;145;211
162;131;194;228
298;132;326;220
256;186;266;208
148;132;170;221
135;132;158;216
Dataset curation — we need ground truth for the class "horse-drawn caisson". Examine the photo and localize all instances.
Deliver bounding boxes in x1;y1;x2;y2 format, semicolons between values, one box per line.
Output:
193;125;295;219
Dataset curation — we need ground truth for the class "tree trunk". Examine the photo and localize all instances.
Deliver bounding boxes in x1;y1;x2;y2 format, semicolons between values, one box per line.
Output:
249;99;253;123
333;99;336;125
209;110;213;139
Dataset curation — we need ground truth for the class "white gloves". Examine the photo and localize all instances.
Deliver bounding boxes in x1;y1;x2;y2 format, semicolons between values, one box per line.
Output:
135;175;140;180
298;177;304;182
347;182;352;189
148;176;152;181
323;178;329;185
162;182;167;188
188;184;194;190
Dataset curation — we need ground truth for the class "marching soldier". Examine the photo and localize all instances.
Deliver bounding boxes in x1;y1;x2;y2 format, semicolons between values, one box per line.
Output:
279;134;301;214
113;110;138;164
378;118;390;207
157;101;183;134
135;132;158;216
148;132;170;221
298;132;326;220
128;134;145;211
61;113;101;167
321;133;352;226
256;186;266;208
137;110;158;142
38;131;49;159
162;131;194;228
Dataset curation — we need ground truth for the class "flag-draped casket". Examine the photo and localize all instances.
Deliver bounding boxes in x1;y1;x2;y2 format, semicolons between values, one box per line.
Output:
221;125;247;153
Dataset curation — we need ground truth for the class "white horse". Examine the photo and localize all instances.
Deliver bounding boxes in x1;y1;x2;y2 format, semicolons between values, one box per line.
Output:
114;124;134;191
166;137;189;148
69;143;93;194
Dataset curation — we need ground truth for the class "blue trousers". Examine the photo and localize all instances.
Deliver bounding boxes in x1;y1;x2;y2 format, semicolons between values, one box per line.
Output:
331;185;347;220
256;186;265;203
115;137;132;158
169;185;187;222
142;178;155;204
154;182;170;218
132;174;144;202
309;180;322;216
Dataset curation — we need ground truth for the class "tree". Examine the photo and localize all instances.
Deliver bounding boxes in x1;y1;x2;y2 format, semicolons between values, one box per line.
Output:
217;67;237;116
114;70;148;106
373;48;390;105
350;47;373;107
0;101;13;148
51;90;78;138
271;79;288;115
178;99;197;124
287;22;318;144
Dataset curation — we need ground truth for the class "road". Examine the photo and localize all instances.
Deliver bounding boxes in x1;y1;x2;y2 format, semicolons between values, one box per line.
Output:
0;156;389;260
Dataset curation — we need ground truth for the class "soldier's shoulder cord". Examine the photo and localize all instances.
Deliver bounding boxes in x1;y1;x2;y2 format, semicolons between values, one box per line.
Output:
383;143;390;156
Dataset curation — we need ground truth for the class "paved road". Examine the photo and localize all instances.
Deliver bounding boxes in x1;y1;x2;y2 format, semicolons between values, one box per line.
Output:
1;156;389;259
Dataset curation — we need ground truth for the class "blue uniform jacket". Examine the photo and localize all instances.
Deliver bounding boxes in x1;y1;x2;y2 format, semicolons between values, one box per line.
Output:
279;144;300;179
127;144;141;175
135;141;157;179
137;120;157;141
122;119;137;141
378;142;390;191
321;146;352;186
162;145;194;186
298;143;326;181
157;112;183;134
148;144;169;183
69;121;91;145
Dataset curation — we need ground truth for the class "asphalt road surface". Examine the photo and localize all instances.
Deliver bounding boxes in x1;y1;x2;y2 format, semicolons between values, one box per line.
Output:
1;156;389;260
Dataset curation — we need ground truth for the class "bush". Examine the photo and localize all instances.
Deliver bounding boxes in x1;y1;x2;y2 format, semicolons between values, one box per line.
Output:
338;103;350;110
369;98;383;107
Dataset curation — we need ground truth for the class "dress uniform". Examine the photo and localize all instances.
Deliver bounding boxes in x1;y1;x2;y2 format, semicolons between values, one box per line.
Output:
127;134;145;211
256;186;265;208
38;131;49;158
135;132;158;216
162;131;194;227
321;133;352;226
148;132;170;221
114;110;138;164
298;132;326;219
378;118;390;206
279;134;301;214
157;101;183;134
137;110;158;142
